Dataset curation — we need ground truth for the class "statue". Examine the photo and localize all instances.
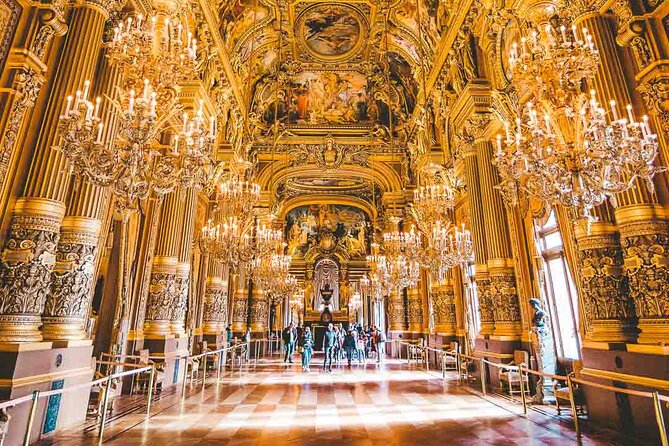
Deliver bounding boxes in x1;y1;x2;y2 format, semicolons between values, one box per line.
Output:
305;273;315;309
529;298;548;330
340;282;351;308
528;297;556;404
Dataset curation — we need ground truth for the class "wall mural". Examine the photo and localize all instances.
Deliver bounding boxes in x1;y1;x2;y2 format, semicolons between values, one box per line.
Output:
394;0;447;54
285;204;369;257
300;4;362;58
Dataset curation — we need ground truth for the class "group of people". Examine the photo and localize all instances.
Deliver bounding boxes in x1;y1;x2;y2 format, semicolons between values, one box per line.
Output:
282;322;386;373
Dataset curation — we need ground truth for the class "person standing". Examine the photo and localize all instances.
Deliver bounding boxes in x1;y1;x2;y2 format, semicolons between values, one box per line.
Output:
356;330;367;365
344;329;356;366
322;323;336;372
376;328;386;363
282;322;296;363
300;327;314;372
243;328;252;362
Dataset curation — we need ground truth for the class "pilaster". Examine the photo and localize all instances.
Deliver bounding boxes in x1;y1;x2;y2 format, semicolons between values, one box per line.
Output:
387;289;405;332
431;280;456;336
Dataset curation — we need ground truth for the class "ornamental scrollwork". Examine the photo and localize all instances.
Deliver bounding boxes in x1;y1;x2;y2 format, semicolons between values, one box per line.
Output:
432;288;456;325
621;228;669;319
406;290;424;326
578;244;632;321
477;277;495;324
287;135;371;171
231;292;248;325
172;275;189;324
145;272;177;322
489;273;521;322
203;288;227;323
45;235;98;319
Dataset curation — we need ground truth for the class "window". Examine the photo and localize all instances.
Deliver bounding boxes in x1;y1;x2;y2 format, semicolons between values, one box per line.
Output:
536;212;581;360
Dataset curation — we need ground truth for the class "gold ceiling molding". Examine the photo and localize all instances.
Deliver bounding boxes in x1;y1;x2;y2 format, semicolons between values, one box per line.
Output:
276;194;378;221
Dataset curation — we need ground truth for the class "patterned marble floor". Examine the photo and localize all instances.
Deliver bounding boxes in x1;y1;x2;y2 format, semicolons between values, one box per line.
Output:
40;355;628;446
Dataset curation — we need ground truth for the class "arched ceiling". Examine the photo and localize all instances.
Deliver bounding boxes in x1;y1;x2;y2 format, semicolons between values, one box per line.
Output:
208;0;466;214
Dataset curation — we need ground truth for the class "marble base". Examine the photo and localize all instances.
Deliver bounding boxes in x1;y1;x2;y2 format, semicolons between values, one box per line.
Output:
0;342;94;445
143;336;189;390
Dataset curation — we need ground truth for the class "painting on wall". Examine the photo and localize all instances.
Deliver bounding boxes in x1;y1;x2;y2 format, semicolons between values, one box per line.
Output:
300;4;362;58
285;204;369;257
394;0;446;52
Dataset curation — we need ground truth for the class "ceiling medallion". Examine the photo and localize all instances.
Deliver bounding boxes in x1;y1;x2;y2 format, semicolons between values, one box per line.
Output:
296;3;366;61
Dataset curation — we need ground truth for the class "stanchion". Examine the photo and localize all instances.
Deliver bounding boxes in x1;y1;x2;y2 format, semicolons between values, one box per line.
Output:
442;352;446;379
181;355;189;404
519;364;527;415
147;366;155;417
202;354;207;392
217;350;222;384
567;375;580;439
22;390;39;446
425;347;429;372
653;391;669;446
480;358;487;397
456;351;461;379
98;375;113;443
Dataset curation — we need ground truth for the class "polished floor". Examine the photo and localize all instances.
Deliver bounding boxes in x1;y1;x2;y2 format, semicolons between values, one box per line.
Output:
41;354;628;445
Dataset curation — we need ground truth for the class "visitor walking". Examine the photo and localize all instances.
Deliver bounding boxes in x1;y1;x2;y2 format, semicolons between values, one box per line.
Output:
356;330;367;364
344;329;356;366
322;323;336;372
375;327;386;363
282;322;296;363
300;327;314;372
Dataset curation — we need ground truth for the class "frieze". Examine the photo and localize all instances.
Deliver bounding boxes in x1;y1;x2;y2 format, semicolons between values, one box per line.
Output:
489;273;521;322
578;245;632;321
477;277;494;323
145;272;177;322
432;288;456;325
622;232;669;319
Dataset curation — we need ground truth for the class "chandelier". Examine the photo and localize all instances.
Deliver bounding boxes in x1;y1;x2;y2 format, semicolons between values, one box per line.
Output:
497;19;662;218
200;216;254;268
412;163;463;224
422;221;473;282
107;12;197;94
217;157;261;218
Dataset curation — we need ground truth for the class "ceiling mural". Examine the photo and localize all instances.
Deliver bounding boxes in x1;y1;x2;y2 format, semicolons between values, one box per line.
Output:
285;204;370;257
298;4;363;59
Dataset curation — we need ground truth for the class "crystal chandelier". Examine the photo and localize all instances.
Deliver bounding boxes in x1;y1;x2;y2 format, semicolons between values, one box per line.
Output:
217;157;261;218
423;221;473;282
200;216;253;268
412;163;462;224
497;19;662;218
368;217;421;293
107;12;197;94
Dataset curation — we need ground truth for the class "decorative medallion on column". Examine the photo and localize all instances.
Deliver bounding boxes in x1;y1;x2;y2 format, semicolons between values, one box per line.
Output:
0;198;65;341
42;216;102;340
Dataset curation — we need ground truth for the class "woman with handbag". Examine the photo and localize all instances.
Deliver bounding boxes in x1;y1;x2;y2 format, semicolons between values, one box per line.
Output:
300;326;314;372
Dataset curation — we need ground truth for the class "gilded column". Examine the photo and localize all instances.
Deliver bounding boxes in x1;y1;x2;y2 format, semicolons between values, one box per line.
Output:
202;262;227;335
249;283;267;334
406;286;424;333
231;273;248;332
469;115;521;338
431;279;456;336
172;188;198;335
144;190;185;337
387;290;405;332
575;221;634;342
41;52;121;341
461;138;493;335
0;0;118;342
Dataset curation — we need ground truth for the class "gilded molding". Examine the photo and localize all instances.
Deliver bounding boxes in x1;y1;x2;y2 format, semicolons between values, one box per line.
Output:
144;256;179;337
489;271;521;326
0;69;44;189
431;285;456;333
202;277;227;335
0;198;66;342
231;285;248;331
249;287;267;333
387;290;405;332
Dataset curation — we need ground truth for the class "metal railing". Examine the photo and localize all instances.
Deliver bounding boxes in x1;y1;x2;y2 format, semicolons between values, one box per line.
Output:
0;363;155;446
390;339;669;445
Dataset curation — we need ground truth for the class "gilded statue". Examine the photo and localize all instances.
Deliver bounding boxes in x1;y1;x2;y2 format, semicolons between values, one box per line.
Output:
339;281;351;308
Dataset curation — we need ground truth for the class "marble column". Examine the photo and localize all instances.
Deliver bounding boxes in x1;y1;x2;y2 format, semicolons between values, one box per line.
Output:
41;52;120;341
462;141;493;335
432;279;456;336
144;190;185;337
231;273;249;332
406;286;424;333
387;290;405;332
172;188;198;336
0;0;117;342
202;262;227;336
249;283;267;334
473;132;521;339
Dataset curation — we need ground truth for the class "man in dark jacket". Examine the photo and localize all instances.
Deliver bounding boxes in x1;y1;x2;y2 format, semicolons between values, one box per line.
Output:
322;323;336;372
282;322;296;363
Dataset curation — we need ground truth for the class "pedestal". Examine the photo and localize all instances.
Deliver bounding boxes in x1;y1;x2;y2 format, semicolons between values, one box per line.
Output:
143;335;189;390
0;341;95;445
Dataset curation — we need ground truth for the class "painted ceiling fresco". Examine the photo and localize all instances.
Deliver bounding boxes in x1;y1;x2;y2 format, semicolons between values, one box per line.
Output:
285;204;370;257
216;0;452;134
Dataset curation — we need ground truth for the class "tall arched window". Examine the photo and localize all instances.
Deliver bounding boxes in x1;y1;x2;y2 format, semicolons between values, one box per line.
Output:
535;212;581;360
